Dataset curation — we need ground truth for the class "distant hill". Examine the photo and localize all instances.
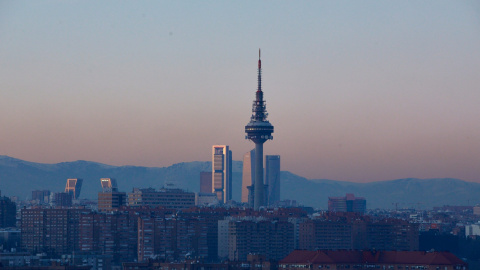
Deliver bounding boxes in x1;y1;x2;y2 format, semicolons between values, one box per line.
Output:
281;172;480;210
1;155;479;209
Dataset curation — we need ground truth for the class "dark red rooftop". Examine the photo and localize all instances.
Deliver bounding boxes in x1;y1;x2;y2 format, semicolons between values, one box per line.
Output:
280;250;467;267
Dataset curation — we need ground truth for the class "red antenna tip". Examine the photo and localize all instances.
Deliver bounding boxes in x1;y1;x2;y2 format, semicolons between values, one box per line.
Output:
258;48;261;69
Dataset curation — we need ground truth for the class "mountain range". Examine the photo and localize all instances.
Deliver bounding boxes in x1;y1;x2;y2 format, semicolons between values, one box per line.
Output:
0;155;479;209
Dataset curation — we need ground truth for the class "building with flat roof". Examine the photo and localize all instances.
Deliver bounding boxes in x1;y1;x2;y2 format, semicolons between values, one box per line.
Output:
51;192;73;207
98;192;126;212
199;172;212;193
137;216;209;262
0;196;16;228
328;193;366;213
31;190;51;204
196;192;219;206
473;205;480;216
79;211;137;263
21;207;85;256
212;145;232;203
299;216;419;251
0;228;20;250
266;155;280;206
227;218;294;261
98;178;126;212
128;188;195;210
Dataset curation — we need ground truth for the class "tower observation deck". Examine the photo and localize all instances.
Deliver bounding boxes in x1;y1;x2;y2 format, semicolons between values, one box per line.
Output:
245;49;274;210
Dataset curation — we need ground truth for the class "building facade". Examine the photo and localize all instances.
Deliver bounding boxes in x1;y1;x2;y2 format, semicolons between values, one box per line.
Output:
299;220;354;250
265;155;280;206
199;172;213;193
328;193;366;213
279;250;467;270
65;178;83;199
299;216;419;251
473;205;480;216
79;211;137;263
98;191;127;212
0;196;16;228
100;178;118;192
227;219;294;261
31;190;51;204
128;188;195;210
137;216;209;262
21;207;85;256
212;145;232;203
51;192;73;207
241;149;255;204
195;192;218;206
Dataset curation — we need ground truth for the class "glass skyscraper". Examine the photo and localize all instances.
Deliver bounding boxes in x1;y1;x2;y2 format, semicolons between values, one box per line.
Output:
65;178;83;199
212;145;232;203
266;155;280;205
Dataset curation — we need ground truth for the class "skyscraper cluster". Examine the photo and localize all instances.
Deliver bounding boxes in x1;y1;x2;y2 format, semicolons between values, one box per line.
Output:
209;51;281;208
242;151;280;207
1;51;473;270
244;50;274;210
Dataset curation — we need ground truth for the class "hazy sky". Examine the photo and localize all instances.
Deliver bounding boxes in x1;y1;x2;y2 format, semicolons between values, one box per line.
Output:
1;1;480;182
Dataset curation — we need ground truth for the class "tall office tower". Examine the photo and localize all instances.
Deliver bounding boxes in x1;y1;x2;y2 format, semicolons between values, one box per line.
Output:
0;196;16;228
98;178;126;212
245;50;274;210
212;145;232;203
199;172;213;193
241;149;255;204
100;178;118;192
65;178;83;199
266;155;280;206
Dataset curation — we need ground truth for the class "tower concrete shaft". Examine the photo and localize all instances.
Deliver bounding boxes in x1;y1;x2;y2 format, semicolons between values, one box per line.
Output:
245;49;274;210
254;142;264;209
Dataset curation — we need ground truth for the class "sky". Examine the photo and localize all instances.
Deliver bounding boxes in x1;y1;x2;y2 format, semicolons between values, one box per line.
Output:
1;1;480;183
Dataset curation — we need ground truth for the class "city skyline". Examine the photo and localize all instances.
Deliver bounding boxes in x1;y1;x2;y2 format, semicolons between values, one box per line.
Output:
1;1;480;183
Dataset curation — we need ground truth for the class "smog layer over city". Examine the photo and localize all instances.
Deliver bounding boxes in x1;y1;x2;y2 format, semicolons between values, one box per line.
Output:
0;2;479;270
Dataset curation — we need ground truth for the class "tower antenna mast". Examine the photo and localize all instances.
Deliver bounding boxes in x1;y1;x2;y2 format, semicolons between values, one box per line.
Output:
245;49;274;210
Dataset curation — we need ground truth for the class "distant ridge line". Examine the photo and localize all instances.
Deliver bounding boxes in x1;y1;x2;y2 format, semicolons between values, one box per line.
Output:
0;155;479;209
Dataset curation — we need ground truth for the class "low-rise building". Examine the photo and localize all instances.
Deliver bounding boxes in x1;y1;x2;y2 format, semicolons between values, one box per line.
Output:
279;250;467;270
128;188;195;210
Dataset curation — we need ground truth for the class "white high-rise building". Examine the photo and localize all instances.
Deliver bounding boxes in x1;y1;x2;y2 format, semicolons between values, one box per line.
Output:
212;145;232;203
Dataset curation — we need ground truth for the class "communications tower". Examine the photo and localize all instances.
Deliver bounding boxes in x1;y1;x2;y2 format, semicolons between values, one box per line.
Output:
245;49;274;210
